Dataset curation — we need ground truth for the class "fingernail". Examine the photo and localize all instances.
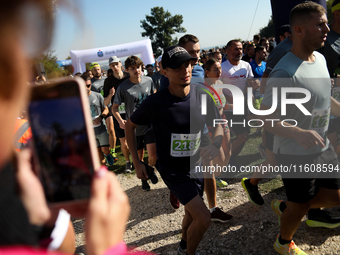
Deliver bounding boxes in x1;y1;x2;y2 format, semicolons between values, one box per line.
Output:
95;166;108;178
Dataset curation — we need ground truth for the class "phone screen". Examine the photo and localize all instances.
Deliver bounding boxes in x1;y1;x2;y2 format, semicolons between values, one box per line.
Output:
29;82;94;203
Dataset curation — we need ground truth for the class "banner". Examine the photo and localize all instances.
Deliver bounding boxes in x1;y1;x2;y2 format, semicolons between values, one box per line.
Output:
70;39;154;74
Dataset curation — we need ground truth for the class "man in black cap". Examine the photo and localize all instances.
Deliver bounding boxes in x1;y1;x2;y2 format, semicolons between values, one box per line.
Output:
125;45;223;255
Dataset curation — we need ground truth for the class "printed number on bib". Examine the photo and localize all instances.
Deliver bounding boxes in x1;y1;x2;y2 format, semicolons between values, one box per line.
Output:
332;87;340;102
118;103;126;114
309;108;330;135
171;131;201;157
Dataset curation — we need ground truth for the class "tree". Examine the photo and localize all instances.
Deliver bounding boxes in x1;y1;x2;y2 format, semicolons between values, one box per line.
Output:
140;7;187;57
259;16;275;39
327;0;335;23
32;50;68;79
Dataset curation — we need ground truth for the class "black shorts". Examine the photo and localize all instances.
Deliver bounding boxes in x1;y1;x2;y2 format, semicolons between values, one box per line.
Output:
113;115;125;139
158;167;204;205
136;129;155;150
328;118;339;134
265;130;274;152
104;107;114;119
276;145;340;204
224;111;250;136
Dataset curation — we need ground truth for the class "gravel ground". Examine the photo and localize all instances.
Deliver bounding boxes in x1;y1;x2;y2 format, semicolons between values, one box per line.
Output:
74;172;340;255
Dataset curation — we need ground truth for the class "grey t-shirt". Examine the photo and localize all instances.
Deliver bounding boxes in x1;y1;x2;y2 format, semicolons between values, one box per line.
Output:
91;77;107;95
88;91;107;135
264;37;293;74
114;76;155;136
262;51;331;155
318;28;340;77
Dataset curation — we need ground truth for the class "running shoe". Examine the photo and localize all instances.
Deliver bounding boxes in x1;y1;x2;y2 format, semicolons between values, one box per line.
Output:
306;208;340;228
271;199;284;227
104;153;114;166
177;245;186;255
216;178;228;187
241;178;264;206
274;236;307;255
110;149;118;162
142;180;150;191
124;161;132;173
257;143;267;159
177;245;199;255
170;191;180;210
211;207;233;223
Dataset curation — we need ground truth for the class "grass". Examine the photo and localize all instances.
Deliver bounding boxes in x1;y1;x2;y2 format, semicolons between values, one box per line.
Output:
222;191;236;199
107;141;149;175
258;178;285;194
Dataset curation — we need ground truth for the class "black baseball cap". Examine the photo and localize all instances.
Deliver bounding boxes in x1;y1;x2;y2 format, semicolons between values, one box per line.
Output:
162;45;197;69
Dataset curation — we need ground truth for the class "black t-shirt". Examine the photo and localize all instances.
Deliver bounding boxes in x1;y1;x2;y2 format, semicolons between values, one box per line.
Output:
130;84;221;174
103;72;130;104
241;54;255;63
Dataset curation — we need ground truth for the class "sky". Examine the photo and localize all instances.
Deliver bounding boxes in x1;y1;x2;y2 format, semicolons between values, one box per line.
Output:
50;0;272;61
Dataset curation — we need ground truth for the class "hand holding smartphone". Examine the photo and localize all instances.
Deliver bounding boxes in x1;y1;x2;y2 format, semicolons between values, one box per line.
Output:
28;77;100;214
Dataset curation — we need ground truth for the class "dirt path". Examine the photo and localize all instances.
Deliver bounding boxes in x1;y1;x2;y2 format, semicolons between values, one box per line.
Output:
74;172;340;255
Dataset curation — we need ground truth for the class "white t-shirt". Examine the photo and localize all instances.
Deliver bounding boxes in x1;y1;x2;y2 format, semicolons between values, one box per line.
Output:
221;60;254;97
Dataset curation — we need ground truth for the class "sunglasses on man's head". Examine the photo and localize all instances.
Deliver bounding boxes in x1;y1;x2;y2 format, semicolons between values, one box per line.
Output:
86;84;91;88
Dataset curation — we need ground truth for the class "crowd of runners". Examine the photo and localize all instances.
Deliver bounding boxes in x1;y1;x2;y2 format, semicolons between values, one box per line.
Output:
4;0;340;255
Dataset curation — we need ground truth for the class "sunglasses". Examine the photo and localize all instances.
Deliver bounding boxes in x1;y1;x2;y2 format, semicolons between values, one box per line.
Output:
86;84;91;88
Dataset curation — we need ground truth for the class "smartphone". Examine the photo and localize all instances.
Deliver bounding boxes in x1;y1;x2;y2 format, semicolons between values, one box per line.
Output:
28;77;100;209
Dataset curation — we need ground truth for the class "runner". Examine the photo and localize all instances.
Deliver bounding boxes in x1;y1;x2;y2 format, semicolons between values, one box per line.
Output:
90;62;118;162
103;56;132;173
125;45;223;255
259;2;340;254
81;73;115;167
112;55;157;191
203;58;233;223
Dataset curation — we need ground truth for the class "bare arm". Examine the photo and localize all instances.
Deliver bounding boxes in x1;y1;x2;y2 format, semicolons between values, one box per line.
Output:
93;106;108;126
331;96;340;117
257;104;325;150
112;103;126;129
104;88;115;106
125;119;148;180
199;124;223;162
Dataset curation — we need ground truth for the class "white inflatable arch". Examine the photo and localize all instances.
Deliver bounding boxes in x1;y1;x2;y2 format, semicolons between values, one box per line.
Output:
70;39;154;74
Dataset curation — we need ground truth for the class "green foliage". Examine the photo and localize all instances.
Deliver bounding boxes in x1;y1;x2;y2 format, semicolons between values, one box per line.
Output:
140;7;187;57
32;50;68;79
259;16;275;39
327;0;335;23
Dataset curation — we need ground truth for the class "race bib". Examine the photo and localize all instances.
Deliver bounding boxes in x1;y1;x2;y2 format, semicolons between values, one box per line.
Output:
309;108;330;135
332;87;340;102
170;131;201;157
118;103;126;114
92;115;101;128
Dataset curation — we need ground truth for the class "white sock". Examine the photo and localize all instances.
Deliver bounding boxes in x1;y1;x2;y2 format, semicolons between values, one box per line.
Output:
209;207;217;213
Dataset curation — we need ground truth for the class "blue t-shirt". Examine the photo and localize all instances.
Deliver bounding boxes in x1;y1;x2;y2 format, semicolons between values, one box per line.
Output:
130;84;221;174
249;60;266;78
